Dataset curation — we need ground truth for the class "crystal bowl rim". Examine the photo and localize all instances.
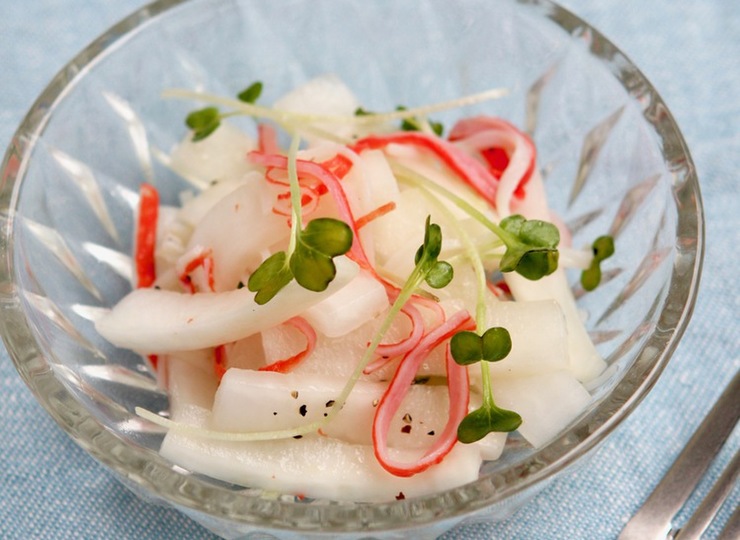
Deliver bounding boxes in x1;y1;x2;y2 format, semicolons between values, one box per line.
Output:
0;0;704;534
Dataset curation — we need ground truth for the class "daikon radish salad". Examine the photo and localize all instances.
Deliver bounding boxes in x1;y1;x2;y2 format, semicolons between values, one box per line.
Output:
95;75;615;503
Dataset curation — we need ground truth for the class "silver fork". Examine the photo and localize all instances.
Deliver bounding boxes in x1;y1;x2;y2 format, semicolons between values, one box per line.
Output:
619;370;740;540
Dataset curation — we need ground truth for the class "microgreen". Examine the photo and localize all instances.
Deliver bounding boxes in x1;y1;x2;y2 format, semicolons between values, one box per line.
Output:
185;81;263;141
457;404;522;444
247;251;293;305
413;217;454;289
396;105;444;136
498;214;560;280
411;182;523;444
580;235;615;291
393;163;561;281
450;327;512;366
290;218;354;291
237;81;263;104
247;136;353;304
185;107;221;142
451;326;520;442
354;106;443;135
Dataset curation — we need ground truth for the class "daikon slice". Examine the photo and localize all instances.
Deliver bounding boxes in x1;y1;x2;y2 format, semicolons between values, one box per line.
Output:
490;370;591;448
342;150;400;226
274;74;360;143
303;270;388;338
221;333;265;371
162;405;482;502
165;350;218;420
484;300;569;378
170;122;257;184
435;262;490;320
176;175;254;228
263;311;443;381
95;256;359;353
211;370;449;449
505;270;605;382
186;176;290;291
476;432;507;461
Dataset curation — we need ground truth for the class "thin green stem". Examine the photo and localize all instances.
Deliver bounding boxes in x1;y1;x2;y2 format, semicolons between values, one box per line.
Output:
163;86;508;129
415;183;501;414
392;162;519;247
286;134;302;255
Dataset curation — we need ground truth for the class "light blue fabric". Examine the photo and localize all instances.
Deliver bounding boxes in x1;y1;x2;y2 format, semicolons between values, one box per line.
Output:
0;1;737;538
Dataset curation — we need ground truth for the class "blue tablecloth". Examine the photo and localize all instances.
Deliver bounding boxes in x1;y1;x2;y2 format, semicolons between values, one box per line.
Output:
1;1;738;538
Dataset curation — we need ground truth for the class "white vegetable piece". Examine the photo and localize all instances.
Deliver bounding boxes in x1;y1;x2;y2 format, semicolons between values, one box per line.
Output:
211;370;450;449
165;350;218;420
95;257;359;353
303;270;389;338
262;312;442;381
490;370;591;448
161;405;482;503
185;175;290;291
484;300;569;378
476;432;507;461
505;270;605;382
175;175;253;229
170;122;257;185
274;74;360;143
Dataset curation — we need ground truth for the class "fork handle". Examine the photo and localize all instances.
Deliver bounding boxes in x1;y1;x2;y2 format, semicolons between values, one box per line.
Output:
618;370;740;540
676;449;740;539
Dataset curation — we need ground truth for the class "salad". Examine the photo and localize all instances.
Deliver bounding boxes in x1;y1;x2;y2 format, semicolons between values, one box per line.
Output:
95;75;613;502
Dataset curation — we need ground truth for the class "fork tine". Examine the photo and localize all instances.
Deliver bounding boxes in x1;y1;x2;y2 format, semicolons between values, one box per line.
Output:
675;449;740;539
717;499;740;540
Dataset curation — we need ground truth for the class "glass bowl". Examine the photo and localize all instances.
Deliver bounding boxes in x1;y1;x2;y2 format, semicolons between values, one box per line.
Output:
0;0;703;538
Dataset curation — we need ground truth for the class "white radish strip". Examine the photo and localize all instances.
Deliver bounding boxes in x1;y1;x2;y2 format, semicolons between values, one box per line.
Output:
160;405;482;503
185;176;290;291
175;176;252;229
504;270;605;382
95;257;359;354
489;370;591;448
165;350;218;421
303;270;388;338
169;122;257;184
273;74;360;143
211;370;450;450
483;300;569;378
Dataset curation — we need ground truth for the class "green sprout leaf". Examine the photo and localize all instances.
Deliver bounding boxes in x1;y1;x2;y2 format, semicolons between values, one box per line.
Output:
451;327;512;366
185;107;221;142
247;251;293;305
298;218;354;257
498;214;560;280
457;404;522;444
397;105;444;136
480;327;512;362
450;331;483;366
248;218;353;302
290;218;353;292
237;81;263;104
425;260;454;289
413;216;454;289
581;235;615;291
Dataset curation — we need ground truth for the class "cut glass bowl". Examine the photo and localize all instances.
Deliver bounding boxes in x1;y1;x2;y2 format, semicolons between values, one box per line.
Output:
0;0;703;538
